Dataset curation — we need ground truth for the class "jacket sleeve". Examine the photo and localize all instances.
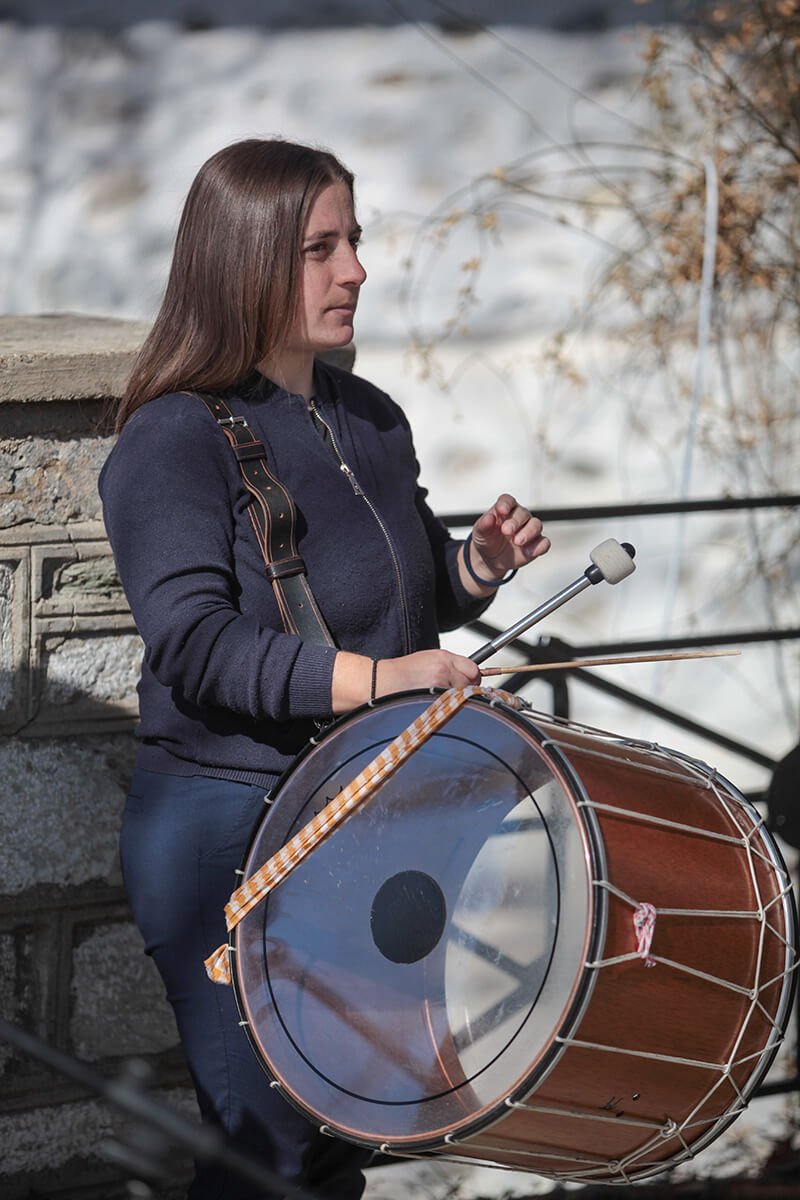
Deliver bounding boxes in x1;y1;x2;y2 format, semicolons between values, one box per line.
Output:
414;483;495;632
99;397;337;722
373;387;495;633
380;391;493;631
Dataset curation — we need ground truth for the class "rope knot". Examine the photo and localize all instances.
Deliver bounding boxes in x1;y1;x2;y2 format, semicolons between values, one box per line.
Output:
633;902;657;968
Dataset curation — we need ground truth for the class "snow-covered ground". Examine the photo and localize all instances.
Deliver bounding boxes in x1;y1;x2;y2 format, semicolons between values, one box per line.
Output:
1;12;798;1192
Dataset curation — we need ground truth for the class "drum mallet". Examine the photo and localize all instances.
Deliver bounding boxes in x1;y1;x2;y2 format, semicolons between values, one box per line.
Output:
469;538;636;666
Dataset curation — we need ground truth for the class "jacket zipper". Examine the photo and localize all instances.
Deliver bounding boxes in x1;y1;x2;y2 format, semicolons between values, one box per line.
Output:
308;399;412;655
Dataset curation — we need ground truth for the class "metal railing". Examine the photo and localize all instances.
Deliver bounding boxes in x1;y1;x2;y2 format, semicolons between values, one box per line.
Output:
443;491;800;779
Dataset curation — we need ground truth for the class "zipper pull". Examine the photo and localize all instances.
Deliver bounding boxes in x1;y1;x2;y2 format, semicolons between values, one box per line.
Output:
340;463;364;496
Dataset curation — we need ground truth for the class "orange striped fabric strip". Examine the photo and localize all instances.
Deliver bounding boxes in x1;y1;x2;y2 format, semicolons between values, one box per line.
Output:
205;685;522;985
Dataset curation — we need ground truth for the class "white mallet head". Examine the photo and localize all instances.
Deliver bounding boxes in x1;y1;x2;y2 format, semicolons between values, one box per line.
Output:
587;539;636;585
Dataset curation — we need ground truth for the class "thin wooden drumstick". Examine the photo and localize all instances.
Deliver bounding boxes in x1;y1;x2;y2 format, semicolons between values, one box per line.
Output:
480;648;741;676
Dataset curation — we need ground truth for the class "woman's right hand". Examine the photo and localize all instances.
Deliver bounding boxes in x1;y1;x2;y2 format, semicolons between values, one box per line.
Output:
375;650;480;698
331;649;480;715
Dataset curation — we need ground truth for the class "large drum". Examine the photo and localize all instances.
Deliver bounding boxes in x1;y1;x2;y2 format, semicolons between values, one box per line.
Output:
233;690;797;1184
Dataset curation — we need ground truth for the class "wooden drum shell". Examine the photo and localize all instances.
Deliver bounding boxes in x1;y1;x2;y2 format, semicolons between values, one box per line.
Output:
446;718;796;1181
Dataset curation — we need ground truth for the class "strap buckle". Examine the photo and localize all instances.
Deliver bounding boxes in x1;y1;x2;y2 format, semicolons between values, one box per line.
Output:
217;415;249;429
265;556;306;581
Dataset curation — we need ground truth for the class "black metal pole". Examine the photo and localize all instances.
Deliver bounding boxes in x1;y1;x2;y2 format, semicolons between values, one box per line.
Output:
0;1017;319;1200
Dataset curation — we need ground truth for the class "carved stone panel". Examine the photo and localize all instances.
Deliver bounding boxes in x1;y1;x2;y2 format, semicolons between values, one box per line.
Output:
0;523;140;737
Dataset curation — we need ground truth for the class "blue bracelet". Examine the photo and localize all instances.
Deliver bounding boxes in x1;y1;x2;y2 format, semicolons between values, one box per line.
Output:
463;532;518;588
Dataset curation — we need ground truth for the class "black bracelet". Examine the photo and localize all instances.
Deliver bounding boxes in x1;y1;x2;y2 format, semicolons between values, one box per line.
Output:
463;532;517;588
370;658;379;702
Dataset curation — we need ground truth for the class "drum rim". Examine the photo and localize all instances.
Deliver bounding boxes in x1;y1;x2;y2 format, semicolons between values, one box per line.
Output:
230;689;611;1151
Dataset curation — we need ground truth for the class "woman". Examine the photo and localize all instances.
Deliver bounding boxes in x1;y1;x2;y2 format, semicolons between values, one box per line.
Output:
100;138;550;1200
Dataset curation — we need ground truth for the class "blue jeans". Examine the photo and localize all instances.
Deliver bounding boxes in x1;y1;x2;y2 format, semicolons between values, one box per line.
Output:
120;769;371;1200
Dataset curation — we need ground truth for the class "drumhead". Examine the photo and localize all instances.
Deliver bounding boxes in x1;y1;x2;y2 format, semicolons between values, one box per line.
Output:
234;692;601;1148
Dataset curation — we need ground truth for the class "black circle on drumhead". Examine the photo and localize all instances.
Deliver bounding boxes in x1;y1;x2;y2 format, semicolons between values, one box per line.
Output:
370;870;447;964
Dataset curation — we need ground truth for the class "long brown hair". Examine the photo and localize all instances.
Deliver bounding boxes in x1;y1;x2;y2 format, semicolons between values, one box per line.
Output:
116;138;354;431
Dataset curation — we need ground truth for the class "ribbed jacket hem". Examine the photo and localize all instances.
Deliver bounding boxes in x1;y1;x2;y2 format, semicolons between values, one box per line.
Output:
135;743;281;793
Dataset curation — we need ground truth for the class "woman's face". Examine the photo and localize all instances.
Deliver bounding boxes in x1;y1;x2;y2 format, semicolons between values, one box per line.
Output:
289;180;367;356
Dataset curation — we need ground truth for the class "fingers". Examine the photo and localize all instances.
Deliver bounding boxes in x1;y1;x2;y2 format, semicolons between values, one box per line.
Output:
448;653;481;687
475;493;511;518
479;494;536;541
423;654;480;689
475;495;551;561
419;651;480;689
514;514;551;560
378;650;480;697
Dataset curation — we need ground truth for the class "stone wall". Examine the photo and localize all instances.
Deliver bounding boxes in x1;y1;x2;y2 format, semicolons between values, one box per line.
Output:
0;314;194;1199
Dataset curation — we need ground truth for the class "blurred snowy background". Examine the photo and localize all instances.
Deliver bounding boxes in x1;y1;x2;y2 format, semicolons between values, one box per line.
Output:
2;1;796;796
1;0;798;1191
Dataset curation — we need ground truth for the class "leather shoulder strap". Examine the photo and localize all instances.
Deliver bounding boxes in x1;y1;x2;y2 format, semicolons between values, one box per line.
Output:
196;392;336;648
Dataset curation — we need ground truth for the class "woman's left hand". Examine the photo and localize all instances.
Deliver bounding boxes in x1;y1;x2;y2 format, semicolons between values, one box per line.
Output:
461;494;550;593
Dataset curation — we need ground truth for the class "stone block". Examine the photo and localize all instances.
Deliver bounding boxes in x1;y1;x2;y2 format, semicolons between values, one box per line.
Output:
0;735;133;893
41;629;141;708
33;541;126;614
0;1086;197;1194
0;1095;116;1178
0;550;29;728
0;431;116;529
0;932;22;1074
0;918;54;1089
1;525;141;736
26;621;140;736
0;314;149;405
70;920;179;1060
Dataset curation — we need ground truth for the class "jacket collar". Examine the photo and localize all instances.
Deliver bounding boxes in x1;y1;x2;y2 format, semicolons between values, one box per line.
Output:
231;358;343;406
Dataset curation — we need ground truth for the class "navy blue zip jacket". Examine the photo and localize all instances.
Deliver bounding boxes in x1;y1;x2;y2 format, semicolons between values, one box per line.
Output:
99;363;492;788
